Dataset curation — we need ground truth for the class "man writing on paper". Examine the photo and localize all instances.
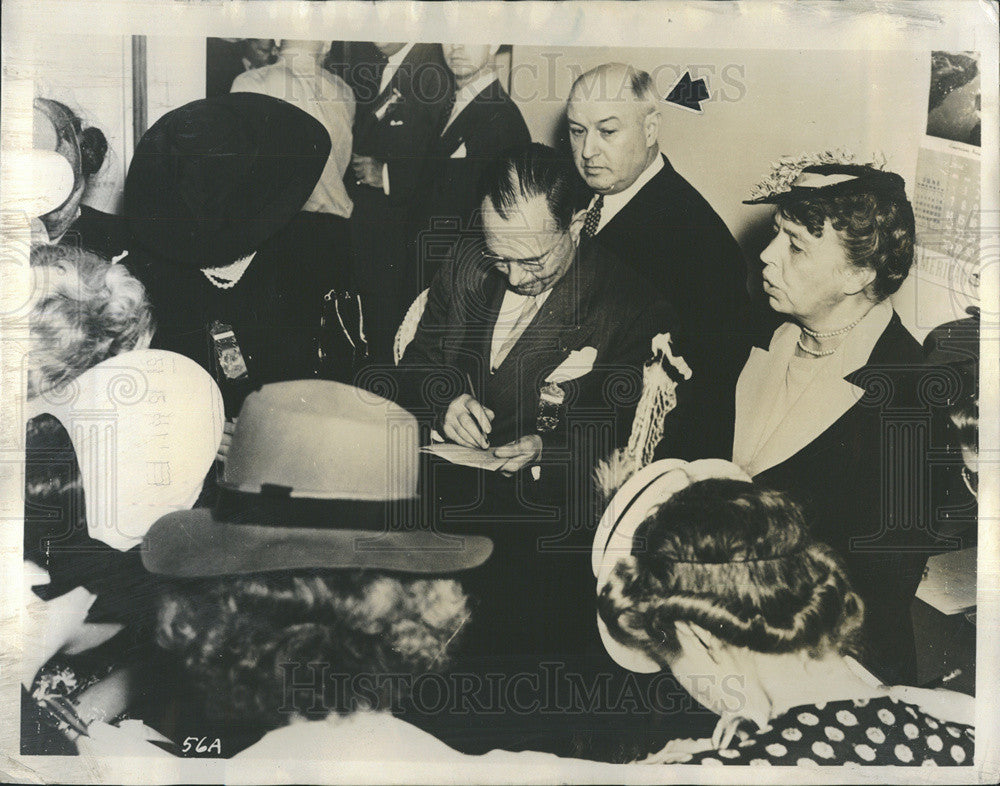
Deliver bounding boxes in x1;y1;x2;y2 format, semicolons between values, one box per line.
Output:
398;142;682;481
392;143;693;759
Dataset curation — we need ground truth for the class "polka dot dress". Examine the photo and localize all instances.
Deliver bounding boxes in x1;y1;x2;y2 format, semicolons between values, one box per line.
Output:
683;696;973;766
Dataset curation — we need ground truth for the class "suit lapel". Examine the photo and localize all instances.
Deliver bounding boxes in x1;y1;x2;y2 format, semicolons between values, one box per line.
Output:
747;366;863;478
597;153;673;239
732;334;793;469
438;80;500;156
735;302;895;477
453;268;504;377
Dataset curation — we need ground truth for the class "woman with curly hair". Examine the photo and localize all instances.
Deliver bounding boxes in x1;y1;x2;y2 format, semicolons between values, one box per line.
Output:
734;161;950;685
27;243;153;398
71;381;565;765
594;459;974;766
153;570;474;751
23;244;222;753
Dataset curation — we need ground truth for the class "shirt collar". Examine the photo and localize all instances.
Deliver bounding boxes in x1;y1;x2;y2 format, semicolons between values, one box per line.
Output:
386;43;415;70
598;152;664;221
277;51;320;77
455;71;498;105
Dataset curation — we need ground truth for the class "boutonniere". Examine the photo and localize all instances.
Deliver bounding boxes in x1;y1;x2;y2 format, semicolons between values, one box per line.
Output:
536;347;598;433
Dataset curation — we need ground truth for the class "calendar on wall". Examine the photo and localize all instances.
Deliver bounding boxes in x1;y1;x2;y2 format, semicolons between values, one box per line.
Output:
911;51;981;305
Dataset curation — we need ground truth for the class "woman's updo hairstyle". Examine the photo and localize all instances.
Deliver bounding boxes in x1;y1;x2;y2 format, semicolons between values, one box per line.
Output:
35;98;108;178
598;479;864;664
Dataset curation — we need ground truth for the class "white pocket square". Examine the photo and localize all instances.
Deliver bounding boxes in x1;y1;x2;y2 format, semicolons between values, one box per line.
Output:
390;119;404;126
450;142;467;158
546;346;598;384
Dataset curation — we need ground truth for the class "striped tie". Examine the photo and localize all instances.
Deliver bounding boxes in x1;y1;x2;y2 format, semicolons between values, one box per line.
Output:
581;194;604;239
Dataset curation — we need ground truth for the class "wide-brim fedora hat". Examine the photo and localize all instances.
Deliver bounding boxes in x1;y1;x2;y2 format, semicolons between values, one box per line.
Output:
125;92;330;270
142;380;493;577
592;458;751;673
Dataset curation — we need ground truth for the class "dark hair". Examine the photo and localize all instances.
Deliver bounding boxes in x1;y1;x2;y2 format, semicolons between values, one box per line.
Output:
778;186;915;301
37;98;108;177
157;570;469;731
598;479;864;663
482;143;577;231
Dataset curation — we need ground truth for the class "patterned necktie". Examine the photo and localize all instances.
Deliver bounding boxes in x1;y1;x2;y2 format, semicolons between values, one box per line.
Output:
491;295;543;372
581;194;604;239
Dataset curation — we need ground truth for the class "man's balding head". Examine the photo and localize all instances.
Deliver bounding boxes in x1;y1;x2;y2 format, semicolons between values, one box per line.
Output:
567;63;661;195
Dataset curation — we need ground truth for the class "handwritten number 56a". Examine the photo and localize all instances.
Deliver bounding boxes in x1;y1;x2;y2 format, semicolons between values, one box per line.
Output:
182;736;222;755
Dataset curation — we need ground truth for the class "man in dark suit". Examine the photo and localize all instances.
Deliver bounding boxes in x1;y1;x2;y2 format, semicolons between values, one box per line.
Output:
398;143;681;483
568;62;751;460
392;145;699;759
407;44;531;290
348;42;452;362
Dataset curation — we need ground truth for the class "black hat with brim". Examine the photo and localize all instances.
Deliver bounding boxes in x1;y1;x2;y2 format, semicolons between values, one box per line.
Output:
744;163;908;205
125;92;330;269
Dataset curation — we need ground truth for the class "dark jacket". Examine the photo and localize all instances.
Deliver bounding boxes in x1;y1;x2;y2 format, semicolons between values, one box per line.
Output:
391;241;704;762
591;153;751;459
125;214;351;415
742;311;955;684
396;240;682;463
349;44;452;296
62;204;128;262
407;78;531;289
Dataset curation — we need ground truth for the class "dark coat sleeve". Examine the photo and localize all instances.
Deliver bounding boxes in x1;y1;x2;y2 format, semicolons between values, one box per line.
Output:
389;260;465;426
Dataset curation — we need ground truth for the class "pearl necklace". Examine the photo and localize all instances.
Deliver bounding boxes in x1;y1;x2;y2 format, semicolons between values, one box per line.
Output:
797;310;869;357
801;313;865;339
796;337;836;357
201;252;256;290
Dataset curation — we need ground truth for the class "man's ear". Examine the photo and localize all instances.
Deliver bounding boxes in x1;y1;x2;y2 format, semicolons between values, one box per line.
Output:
643;108;661;148
569;209;587;246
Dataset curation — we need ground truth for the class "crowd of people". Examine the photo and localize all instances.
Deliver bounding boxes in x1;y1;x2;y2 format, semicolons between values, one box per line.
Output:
20;40;978;768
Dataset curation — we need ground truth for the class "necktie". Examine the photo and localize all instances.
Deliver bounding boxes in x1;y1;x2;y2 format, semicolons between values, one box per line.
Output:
375;49;394;96
581;194;604;239
491;295;543;372
438;87;457;136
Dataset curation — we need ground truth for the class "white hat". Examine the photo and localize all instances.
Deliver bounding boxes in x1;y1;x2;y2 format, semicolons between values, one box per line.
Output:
592;458;751;673
6;150;75;218
26;349;225;551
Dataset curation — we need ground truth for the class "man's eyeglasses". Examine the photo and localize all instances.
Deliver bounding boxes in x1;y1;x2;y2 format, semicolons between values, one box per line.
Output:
481;236;565;272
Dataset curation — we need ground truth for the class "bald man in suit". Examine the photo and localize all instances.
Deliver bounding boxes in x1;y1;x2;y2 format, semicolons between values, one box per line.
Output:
568;62;751;461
